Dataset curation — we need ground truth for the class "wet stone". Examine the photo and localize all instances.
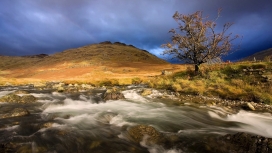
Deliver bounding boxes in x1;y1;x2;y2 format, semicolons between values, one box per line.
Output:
127;125;165;145
40;122;54;128
1;108;30;119
0;94;21;103
141;89;152;96
103;91;125;101
13;90;30;94
207;132;272;153
0;93;36;103
242;102;256;111
0;142;18;153
20;95;37;103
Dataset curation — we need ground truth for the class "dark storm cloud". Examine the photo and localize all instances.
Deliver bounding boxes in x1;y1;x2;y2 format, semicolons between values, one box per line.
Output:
0;0;271;61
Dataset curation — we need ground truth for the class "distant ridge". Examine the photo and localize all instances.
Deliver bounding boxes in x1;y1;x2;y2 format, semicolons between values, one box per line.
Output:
0;41;175;81
242;48;272;61
0;41;168;70
49;41;168;65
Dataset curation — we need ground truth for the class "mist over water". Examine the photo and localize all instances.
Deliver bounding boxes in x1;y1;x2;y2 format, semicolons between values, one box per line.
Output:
0;87;272;152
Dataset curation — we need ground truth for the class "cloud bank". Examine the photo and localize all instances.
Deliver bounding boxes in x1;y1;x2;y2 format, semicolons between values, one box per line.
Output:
0;0;271;61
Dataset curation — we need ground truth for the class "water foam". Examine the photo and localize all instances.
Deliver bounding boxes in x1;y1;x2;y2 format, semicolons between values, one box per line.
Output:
122;89;149;102
140;135;183;153
209;110;272;137
41;89;272;140
0;90;15;98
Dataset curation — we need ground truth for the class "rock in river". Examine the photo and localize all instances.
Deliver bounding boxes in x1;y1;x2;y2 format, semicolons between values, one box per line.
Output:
13;90;30;94
0;93;36;103
0;94;21;103
1;108;30;119
141;89;152;96
242;102;256;111
221;132;272;153
127;125;165;145
201;132;272;153
20;95;37;103
102;90;125;101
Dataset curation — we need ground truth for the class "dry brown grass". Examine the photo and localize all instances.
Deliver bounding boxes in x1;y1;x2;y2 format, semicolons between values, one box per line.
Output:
0;42;186;86
147;61;272;104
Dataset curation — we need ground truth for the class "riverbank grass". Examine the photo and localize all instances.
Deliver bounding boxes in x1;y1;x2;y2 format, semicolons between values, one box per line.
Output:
147;61;272;104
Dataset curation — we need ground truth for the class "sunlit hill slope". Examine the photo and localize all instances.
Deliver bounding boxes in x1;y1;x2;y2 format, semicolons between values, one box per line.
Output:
0;41;183;84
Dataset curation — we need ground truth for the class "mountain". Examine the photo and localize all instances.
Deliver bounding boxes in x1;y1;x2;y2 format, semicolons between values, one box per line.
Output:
0;41;168;69
49;41;168;65
0;41;178;83
241;48;272;61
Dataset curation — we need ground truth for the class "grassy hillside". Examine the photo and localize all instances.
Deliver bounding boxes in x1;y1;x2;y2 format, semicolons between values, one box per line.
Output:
51;42;167;65
0;41;183;84
0;41;167;69
242;48;272;61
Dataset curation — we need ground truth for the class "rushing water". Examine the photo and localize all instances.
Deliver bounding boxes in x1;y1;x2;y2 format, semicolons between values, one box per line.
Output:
0;86;272;153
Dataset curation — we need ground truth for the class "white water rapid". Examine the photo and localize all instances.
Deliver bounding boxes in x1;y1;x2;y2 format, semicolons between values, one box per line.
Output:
0;87;272;153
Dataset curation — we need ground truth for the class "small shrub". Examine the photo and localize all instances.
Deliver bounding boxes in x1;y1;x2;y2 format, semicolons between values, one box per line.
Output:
238;64;250;70
98;80;112;86
251;63;267;69
98;79;119;86
222;65;238;75
132;77;142;84
171;83;182;91
263;55;271;63
261;93;272;104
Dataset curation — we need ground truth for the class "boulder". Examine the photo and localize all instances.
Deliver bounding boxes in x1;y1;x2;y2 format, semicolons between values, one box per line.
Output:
141;89;152;96
0;93;36;103
242;102;255;111
127;125;165;145
219;132;272;153
40;122;54;128
20;95;37;103
1;108;30;119
57;86;65;92
0;93;21;103
103;90;125;101
96;112;118;124
81;84;94;89
153;132;272;153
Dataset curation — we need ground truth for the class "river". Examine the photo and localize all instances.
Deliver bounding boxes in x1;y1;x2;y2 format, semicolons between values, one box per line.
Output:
0;86;272;153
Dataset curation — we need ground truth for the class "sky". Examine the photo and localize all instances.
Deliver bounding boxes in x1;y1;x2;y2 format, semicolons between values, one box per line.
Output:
0;0;272;62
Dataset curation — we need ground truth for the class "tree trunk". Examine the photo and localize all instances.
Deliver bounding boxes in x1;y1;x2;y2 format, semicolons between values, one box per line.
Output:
194;64;200;74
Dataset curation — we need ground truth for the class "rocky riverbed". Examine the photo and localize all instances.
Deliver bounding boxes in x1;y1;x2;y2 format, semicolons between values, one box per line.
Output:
0;83;272;153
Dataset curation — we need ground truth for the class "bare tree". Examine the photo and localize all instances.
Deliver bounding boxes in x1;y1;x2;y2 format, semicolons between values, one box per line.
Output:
162;9;240;73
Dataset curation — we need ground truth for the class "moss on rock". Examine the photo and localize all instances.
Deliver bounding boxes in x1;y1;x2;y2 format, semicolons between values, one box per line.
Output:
127;125;165;145
0;93;36;103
